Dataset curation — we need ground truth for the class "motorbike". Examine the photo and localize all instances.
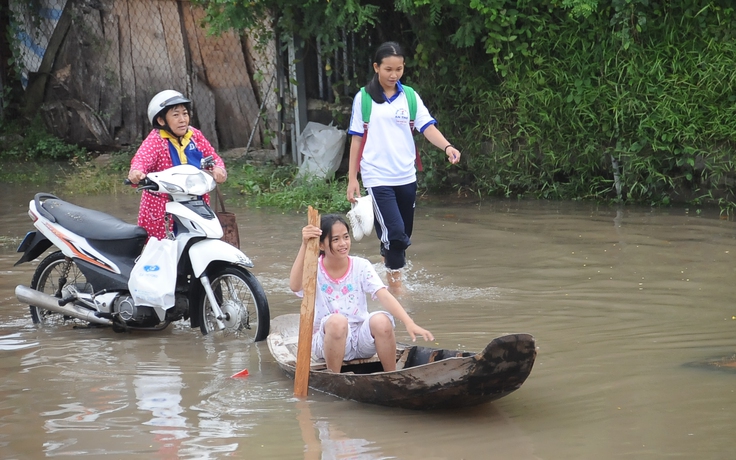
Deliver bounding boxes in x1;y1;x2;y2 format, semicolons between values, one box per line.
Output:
14;160;270;341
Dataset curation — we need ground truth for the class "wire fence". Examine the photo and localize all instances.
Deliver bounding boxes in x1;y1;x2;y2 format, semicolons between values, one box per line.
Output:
8;0;283;154
6;0;387;163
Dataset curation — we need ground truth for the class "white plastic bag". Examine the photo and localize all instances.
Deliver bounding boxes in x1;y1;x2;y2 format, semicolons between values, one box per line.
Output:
297;122;346;180
128;237;177;308
346;195;374;241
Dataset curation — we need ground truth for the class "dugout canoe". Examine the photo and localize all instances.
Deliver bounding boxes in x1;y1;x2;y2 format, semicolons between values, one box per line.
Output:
267;314;537;410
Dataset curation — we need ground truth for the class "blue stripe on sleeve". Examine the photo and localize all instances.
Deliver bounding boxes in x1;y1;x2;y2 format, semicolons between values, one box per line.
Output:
419;120;437;133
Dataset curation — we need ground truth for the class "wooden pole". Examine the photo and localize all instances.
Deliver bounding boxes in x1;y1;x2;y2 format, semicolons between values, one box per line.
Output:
294;206;320;397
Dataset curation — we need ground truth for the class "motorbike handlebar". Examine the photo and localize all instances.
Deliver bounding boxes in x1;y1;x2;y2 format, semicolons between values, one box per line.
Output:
123;177;157;192
124;159;213;190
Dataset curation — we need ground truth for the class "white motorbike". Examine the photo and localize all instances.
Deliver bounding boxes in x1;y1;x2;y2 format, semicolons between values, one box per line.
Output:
14;162;270;341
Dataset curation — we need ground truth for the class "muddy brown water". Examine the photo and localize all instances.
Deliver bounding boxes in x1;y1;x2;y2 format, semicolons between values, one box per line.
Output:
1;184;734;459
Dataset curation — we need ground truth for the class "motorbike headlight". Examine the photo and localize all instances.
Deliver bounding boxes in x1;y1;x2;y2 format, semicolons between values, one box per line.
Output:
160;181;185;193
185;172;216;195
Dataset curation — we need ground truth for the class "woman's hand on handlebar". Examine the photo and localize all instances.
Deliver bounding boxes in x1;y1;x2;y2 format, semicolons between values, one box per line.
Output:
211;166;227;184
128;169;146;184
200;157;226;183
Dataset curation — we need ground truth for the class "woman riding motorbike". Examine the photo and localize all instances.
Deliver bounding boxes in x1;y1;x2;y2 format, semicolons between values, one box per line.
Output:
128;90;227;240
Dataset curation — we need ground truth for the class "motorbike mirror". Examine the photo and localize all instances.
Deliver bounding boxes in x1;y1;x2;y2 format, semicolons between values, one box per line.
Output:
201;156;215;170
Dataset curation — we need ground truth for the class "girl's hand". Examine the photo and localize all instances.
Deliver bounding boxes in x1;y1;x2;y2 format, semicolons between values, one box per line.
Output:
346;178;361;203
302;225;322;245
406;323;434;342
446;146;461;165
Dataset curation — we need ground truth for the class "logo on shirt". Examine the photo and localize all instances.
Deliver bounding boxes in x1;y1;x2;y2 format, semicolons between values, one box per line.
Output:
394;108;409;126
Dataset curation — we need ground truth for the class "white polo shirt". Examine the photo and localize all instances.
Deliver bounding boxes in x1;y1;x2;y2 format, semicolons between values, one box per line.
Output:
348;82;436;188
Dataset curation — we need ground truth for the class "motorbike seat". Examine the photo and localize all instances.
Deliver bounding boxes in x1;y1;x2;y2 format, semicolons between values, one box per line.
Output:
41;197;148;241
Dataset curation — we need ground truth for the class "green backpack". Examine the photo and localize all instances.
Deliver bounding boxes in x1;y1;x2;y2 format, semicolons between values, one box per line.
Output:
357;85;423;171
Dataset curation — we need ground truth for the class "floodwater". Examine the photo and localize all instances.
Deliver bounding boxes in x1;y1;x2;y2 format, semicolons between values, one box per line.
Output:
0;183;734;460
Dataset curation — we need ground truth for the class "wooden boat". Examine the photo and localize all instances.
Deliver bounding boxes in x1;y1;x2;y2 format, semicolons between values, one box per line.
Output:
267;314;537;410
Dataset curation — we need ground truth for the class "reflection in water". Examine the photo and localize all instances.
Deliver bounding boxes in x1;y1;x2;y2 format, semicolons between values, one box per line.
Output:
298;400;381;460
0;332;37;351
135;365;189;458
313;420;376;460
1;191;736;459
297;398;542;460
14;336;248;458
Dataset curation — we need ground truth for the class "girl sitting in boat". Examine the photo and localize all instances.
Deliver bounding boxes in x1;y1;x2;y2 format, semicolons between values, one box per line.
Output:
289;214;434;373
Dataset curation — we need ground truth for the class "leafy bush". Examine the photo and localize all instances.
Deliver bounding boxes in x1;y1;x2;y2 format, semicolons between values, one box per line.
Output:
61;147;138;195
406;1;736;212
194;0;736;213
229;162;351;213
0;116;88;162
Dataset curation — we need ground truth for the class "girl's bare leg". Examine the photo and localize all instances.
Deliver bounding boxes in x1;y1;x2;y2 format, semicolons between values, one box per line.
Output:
386;269;404;296
370;313;397;371
322;314;348;373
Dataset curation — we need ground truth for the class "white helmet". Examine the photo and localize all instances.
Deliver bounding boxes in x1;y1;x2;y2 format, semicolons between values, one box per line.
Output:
147;90;191;127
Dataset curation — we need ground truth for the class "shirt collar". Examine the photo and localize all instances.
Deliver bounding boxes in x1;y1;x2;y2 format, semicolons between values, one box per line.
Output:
383;81;404;103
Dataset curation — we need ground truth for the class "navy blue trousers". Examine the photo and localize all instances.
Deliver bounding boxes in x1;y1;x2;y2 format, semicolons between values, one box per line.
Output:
367;182;417;270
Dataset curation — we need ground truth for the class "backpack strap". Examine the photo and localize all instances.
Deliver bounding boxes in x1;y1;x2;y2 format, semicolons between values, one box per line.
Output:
361;87;372;124
357;87;371;174
404;85;418;121
356;85;423;173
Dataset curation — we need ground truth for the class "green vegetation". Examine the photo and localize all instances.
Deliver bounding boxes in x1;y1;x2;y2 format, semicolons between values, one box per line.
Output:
89;148;353;212
0;116;88;186
0;116;87;162
193;0;736;214
0;115;348;212
3;1;736;215
227;162;351;213
408;0;736;214
61;147;139;196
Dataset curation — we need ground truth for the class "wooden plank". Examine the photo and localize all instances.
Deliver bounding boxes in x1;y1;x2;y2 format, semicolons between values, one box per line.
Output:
23;2;71;117
245;34;279;144
76;7;105;113
131;1;172;84
128;0;173;129
294;206;320;397
191;75;219;150
114;0;140;141
101;11;122;134
186;7;261;149
181;3;218;148
158;0;187;92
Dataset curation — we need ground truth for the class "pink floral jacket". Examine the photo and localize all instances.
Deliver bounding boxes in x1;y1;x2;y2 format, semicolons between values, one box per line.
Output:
130;128;225;239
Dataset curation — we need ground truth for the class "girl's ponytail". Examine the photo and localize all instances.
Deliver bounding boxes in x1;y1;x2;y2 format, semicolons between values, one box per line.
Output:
365;73;383;104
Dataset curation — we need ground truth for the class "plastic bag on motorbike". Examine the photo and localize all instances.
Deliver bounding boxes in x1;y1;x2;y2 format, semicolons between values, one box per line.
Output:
296;122;346;180
128;237;177;308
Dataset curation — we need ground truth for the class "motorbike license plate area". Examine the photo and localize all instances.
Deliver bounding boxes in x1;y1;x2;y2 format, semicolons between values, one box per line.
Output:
184;200;216;219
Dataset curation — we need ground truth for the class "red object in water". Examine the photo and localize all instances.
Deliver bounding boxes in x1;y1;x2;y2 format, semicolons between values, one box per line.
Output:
230;369;249;378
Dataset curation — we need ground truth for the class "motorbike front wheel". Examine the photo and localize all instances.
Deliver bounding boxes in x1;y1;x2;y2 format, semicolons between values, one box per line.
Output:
29;251;93;326
200;265;270;341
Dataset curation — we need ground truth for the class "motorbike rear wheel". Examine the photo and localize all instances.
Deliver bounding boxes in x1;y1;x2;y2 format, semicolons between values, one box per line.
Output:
29;251;93;326
200;265;270;341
